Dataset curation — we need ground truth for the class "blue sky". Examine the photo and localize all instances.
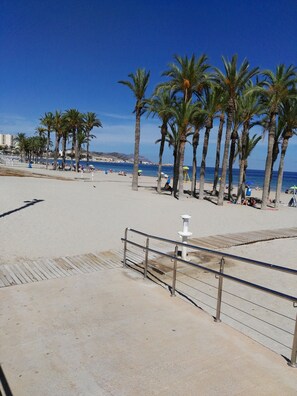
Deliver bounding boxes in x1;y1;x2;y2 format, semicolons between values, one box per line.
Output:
1;0;296;170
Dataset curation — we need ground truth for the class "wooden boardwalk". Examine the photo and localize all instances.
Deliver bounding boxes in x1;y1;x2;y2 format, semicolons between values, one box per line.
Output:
189;226;297;250
1;227;297;288
0;250;123;288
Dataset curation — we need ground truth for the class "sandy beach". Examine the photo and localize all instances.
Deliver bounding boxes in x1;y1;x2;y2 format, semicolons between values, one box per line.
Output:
1;163;297;264
0;161;297;263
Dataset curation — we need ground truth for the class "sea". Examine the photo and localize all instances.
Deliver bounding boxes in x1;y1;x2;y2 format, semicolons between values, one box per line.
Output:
79;161;297;192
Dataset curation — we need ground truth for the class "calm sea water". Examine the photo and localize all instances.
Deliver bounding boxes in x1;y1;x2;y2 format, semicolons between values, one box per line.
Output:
81;161;297;192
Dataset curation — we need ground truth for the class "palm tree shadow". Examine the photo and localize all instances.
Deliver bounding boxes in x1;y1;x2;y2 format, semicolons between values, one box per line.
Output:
0;199;44;219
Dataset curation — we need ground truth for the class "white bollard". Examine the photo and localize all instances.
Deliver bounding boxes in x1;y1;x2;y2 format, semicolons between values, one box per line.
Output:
178;214;192;260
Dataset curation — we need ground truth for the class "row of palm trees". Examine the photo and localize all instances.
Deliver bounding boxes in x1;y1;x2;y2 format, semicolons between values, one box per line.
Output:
119;54;296;209
14;134;47;164
16;109;102;171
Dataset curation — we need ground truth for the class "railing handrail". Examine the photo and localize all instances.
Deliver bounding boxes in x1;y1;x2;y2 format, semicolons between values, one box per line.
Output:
126;227;297;276
122;227;297;367
121;237;297;304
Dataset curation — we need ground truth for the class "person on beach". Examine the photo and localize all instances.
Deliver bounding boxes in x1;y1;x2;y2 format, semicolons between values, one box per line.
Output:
164;176;172;191
250;197;256;207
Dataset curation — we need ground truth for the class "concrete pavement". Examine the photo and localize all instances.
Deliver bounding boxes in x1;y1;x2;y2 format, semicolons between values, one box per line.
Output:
1;267;296;395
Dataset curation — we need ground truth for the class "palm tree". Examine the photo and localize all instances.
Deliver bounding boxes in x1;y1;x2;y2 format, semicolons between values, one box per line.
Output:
15;133;27;162
64;109;84;172
255;64;296;208
166;122;180;195
191;111;206;197
52;111;64;170
77;129;88;163
60;113;69;170
267;120;284;196
119;68;150;191
275;97;297;207
35;126;46;163
25;136;45;163
170;100;198;198
213;55;259;205
238;133;262;193
84;112;102;166
147;89;174;193
40;112;54;169
211;112;225;195
199;87;220;200
236;87;265;202
228;112;241;200
159;54;210;103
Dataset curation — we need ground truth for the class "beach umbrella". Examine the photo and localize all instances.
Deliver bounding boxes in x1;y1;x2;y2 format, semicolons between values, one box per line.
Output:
245;181;254;186
289;185;297;189
183;166;189;170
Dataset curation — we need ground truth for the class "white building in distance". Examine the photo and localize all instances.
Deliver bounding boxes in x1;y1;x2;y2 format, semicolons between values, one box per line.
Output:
0;134;14;147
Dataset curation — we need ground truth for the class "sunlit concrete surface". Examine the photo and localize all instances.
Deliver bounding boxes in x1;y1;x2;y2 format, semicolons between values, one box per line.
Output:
1;268;297;395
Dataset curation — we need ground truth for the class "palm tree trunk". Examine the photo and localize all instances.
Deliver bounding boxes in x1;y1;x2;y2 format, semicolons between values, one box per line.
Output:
178;135;186;198
75;129;79;172
275;137;289;208
172;146;180;198
132;110;141;191
243;162;248;198
86;131;90;166
61;134;67;169
268;139;279;196
71;131;75;170
46;129;50;169
261;113;276;209
157;122;167;193
237;122;248;202
77;142;82;169
191;126;200;197
212;113;224;195
53;133;60;170
228;130;237;200
199;125;211;200
218;105;233;206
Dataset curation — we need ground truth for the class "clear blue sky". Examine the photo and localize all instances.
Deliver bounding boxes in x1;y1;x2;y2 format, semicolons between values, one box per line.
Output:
1;0;296;170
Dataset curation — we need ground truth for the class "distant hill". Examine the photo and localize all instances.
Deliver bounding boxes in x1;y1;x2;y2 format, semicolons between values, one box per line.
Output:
89;151;153;164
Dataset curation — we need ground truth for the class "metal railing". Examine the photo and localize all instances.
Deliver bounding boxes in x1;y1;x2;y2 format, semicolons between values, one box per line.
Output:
122;227;297;368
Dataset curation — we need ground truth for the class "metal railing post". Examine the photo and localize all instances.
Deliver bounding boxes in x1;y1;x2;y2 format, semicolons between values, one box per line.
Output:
171;245;178;297
215;257;225;323
144;237;149;278
123;227;128;267
289;309;297;367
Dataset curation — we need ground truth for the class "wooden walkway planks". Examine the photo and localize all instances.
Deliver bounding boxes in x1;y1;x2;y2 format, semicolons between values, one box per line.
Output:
0;250;123;288
189;227;297;250
1;227;296;289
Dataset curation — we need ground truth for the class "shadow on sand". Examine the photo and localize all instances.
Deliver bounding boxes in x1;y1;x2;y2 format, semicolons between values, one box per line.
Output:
0;199;44;219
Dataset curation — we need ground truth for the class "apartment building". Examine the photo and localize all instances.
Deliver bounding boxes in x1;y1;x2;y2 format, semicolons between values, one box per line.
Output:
0;134;14;147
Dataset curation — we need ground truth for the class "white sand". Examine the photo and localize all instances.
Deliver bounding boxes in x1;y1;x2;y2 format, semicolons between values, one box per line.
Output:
1;164;297;265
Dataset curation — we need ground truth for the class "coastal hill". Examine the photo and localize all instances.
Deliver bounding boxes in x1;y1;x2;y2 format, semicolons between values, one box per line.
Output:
88;151;153;164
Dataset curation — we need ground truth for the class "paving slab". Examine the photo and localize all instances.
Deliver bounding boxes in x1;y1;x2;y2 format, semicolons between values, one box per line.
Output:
0;268;296;395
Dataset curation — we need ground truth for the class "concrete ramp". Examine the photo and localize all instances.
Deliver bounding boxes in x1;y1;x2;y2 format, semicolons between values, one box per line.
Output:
0;268;296;395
